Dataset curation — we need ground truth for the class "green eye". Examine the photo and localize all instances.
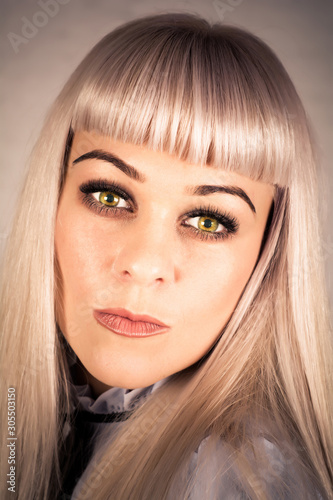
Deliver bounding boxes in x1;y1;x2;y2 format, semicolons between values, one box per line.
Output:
197;216;219;232
99;192;120;207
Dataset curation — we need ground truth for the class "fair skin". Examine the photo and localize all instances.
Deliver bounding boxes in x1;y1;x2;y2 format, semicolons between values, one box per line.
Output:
55;131;274;392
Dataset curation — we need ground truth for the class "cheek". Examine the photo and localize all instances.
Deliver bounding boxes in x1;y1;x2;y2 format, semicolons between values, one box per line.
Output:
188;235;261;313
55;206;119;339
56;208;112;297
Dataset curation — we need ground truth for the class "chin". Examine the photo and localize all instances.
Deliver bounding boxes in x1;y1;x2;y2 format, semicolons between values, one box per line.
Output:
83;354;168;391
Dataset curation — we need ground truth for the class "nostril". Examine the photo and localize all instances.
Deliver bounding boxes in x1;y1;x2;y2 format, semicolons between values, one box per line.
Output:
121;270;132;279
111;242;176;286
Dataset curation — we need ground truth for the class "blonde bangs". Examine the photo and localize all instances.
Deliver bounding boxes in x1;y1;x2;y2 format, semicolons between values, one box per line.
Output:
69;16;305;186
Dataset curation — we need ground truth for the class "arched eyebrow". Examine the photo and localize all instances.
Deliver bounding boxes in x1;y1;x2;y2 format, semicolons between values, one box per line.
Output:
185;185;256;214
72;149;256;214
72;149;146;182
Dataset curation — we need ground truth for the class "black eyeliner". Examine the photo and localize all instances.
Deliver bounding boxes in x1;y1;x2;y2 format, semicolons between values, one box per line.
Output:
79;178;132;202
183;204;239;234
78;180;239;241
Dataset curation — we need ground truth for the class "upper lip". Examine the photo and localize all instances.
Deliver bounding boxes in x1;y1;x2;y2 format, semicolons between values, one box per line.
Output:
94;307;170;327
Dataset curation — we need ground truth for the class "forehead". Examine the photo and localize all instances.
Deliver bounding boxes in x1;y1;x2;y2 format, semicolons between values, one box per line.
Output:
69;130;274;199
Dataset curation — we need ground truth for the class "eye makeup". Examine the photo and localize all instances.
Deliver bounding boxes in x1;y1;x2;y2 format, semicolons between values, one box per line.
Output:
181;205;239;241
80;179;133;204
78;178;240;242
79;179;134;216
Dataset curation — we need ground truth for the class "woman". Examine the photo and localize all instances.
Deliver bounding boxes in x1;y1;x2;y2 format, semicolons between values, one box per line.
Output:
0;13;332;500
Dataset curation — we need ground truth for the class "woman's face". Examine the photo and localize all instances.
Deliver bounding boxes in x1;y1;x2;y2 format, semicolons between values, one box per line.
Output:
55;131;274;391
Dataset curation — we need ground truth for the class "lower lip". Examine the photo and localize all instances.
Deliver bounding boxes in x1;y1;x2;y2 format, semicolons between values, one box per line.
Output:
94;311;169;338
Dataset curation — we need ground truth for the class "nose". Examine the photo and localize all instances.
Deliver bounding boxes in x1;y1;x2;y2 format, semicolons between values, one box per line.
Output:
111;220;178;287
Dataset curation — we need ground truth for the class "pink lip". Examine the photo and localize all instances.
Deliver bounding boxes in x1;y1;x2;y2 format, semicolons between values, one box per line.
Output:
93;308;170;338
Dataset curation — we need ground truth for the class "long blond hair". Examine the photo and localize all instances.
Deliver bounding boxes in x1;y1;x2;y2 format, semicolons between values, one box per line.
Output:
0;13;332;500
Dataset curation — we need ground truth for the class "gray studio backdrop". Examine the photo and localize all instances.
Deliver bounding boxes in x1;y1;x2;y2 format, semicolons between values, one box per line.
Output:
1;0;332;307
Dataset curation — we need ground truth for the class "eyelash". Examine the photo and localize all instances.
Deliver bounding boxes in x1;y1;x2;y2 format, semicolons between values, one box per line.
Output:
79;179;239;242
183;205;239;241
80;178;134;212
